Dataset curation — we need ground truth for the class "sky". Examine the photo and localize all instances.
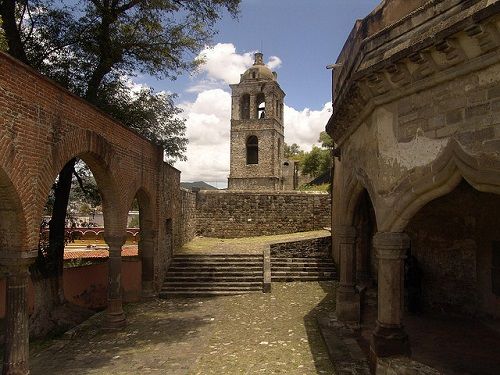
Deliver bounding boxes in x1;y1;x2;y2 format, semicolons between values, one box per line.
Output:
137;0;381;187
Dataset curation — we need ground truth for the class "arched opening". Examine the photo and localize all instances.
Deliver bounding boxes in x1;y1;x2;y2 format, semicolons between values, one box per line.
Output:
240;94;250;120
246;136;259;165
31;155;114;337
352;189;377;287
399;180;500;373
130;189;155;298
257;93;266;119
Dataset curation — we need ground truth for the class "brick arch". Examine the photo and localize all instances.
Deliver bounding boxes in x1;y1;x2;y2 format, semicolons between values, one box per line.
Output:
383;140;500;232
45;129;124;235
0;167;28;252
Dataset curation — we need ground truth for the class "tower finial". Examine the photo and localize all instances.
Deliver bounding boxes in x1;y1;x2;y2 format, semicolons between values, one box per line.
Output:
254;52;264;65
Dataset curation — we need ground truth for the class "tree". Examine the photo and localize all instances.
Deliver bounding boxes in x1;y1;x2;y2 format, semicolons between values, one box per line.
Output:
284;143;304;160
301;146;330;178
300;132;333;179
1;0;240;336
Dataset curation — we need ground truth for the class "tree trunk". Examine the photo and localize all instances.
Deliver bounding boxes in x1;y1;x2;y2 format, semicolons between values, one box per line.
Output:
0;0;29;64
30;159;75;334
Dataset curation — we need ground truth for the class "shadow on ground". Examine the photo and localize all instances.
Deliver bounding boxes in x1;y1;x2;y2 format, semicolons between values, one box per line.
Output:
303;280;338;374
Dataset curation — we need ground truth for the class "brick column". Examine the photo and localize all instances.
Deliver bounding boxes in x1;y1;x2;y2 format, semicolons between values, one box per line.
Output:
140;229;156;299
335;225;360;322
104;235;126;328
1;254;35;375
250;94;257;120
371;232;410;358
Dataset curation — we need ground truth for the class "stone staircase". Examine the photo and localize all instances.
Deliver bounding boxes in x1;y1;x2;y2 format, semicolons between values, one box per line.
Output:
271;256;337;282
160;254;263;297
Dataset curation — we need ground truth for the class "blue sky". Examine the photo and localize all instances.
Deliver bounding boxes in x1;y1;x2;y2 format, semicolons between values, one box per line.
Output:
136;0;381;185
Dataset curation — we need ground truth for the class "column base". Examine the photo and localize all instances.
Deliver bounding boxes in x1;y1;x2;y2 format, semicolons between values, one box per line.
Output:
370;323;410;358
2;362;29;375
336;286;360;322
104;299;126;329
141;283;157;300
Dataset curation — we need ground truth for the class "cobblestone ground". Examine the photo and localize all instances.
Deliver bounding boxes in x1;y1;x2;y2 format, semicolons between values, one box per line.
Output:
30;282;337;375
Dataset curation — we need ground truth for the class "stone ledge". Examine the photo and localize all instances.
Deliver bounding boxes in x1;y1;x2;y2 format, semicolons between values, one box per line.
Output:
317;314;371;375
376;357;441;375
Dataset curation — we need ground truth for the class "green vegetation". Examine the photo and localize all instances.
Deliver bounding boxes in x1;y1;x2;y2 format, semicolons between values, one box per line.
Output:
284;131;333;180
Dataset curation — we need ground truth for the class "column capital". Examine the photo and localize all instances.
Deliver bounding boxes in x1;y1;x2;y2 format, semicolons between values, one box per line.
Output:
104;235;126;248
373;232;410;260
0;250;37;274
334;225;356;242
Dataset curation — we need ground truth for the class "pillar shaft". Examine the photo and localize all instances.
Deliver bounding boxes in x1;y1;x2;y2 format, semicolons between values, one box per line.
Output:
371;232;410;358
1;257;33;375
139;229;156;299
335;225;360;322
104;235;126;328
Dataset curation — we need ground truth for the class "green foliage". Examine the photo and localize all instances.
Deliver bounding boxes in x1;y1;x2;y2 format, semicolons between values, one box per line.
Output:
284;143;304;160
318;131;333;148
298;183;330;192
2;0;241;160
301;146;331;178
128;215;139;228
0;18;6;51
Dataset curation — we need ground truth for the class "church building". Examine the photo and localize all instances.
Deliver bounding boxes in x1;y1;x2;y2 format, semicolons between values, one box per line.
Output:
227;52;286;190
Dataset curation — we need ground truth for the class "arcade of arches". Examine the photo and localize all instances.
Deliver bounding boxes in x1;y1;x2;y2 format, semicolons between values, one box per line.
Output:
328;0;500;370
0;52;180;373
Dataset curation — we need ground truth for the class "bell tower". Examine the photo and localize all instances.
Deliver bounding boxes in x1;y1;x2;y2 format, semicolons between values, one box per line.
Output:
228;52;286;190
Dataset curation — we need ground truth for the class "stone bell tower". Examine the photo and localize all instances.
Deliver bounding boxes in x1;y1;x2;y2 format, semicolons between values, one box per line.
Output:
228;52;286;190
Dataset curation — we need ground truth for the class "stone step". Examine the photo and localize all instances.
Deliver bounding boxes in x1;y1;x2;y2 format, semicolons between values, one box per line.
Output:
163;281;262;287
169;266;263;272
272;275;336;282
272;270;336;276
271;264;336;270
271;258;334;263
162;285;261;291
171;260;262;266
167;270;263;277
173;255;262;261
159;290;259;297
164;275;263;282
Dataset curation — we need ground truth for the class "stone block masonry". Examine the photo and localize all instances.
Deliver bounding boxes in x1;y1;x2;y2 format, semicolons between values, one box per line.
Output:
194;190;331;238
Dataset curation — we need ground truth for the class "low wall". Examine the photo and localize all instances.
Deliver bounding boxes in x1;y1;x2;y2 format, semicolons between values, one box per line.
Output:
180;188;197;245
195;190;331;238
0;258;141;318
270;236;331;258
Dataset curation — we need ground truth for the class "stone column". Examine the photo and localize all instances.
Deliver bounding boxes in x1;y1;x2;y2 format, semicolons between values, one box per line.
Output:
335;225;360;322
250;94;257;119
371;232;410;358
1;254;34;375
104;235;126;328
140;229;156;299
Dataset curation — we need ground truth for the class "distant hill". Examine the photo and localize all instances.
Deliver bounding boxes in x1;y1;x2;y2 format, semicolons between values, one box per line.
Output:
181;181;218;191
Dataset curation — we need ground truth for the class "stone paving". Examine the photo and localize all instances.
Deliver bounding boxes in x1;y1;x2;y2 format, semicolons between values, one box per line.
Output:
30;281;337;374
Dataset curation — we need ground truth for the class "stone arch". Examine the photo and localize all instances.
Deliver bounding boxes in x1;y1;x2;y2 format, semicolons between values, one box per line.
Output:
384;141;500;232
0;167;27;252
246;135;259;165
256;93;266;119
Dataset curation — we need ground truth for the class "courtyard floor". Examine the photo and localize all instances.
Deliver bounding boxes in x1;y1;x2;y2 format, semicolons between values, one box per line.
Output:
29;281;337;375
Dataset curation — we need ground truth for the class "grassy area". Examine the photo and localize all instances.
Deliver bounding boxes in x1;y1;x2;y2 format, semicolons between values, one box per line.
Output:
179;229;330;254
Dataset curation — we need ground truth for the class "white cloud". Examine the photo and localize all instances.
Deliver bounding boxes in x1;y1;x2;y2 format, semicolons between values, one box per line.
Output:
174;90;331;183
284;102;332;151
190;43;283;92
173;43;330;185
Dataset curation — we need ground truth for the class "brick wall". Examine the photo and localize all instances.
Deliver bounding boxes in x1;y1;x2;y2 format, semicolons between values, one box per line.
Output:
194;190;331;238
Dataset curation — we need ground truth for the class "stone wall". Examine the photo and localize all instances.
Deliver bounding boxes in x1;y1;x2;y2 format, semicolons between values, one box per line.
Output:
270;236;331;258
406;181;500;318
180;188;197;245
195;190;331;238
